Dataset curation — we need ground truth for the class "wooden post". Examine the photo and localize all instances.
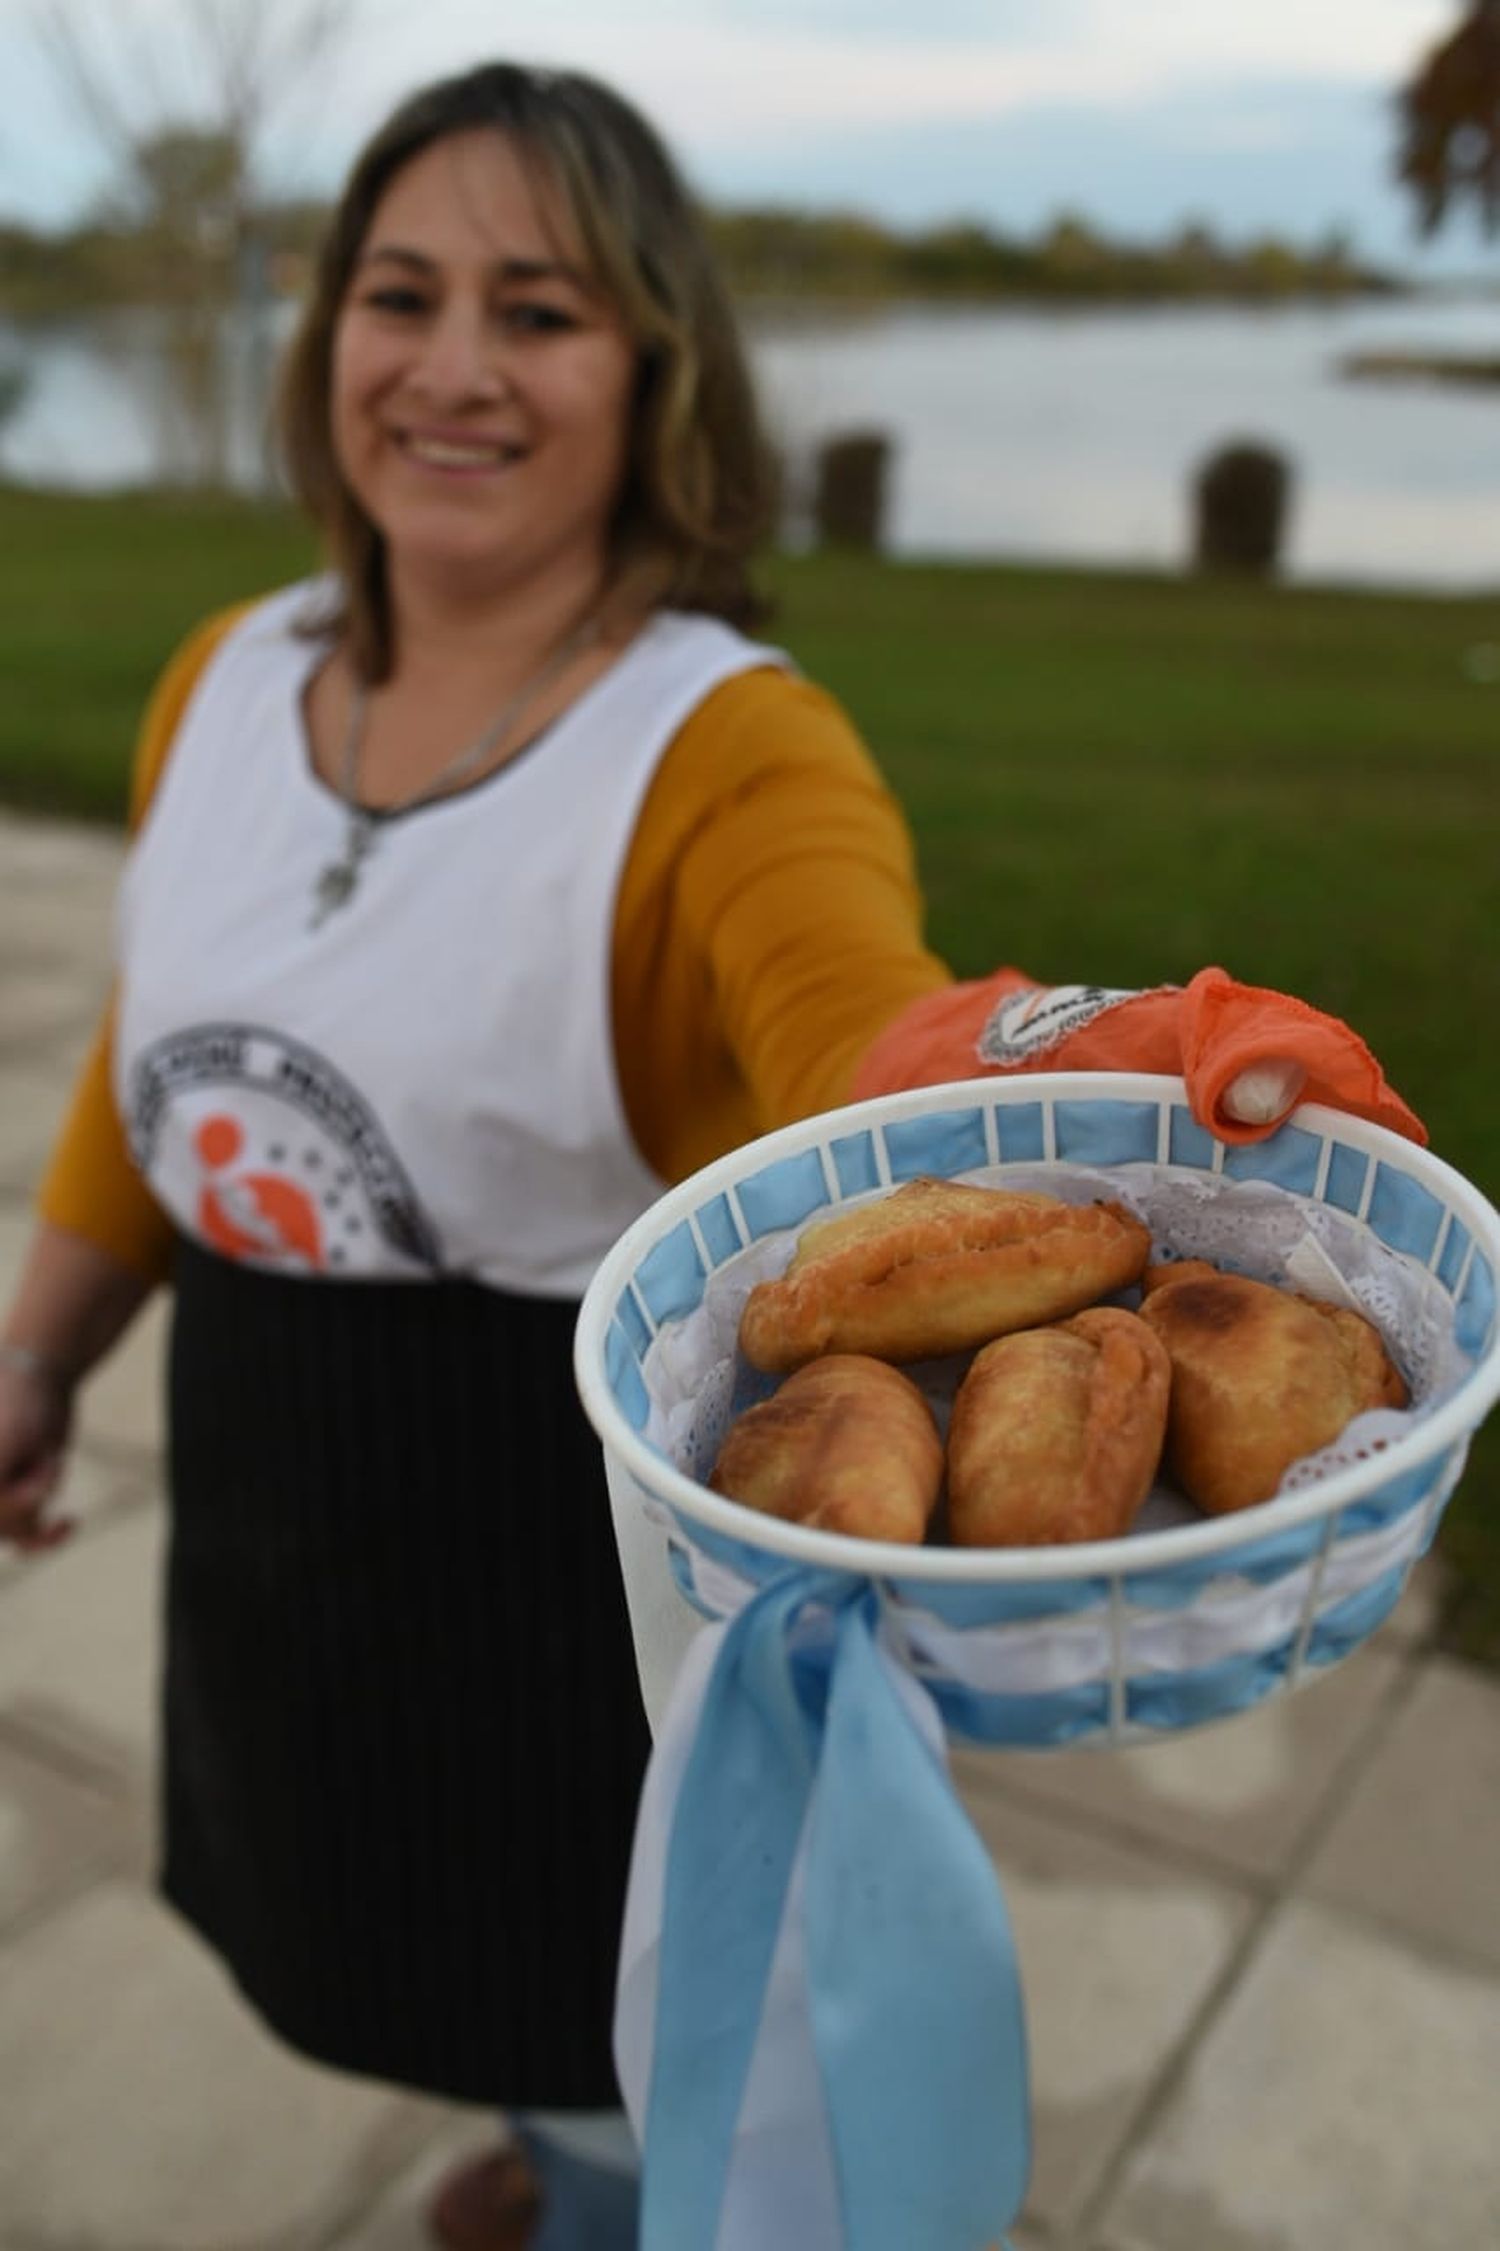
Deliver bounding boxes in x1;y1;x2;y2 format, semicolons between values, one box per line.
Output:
812;429;892;551
1193;442;1293;578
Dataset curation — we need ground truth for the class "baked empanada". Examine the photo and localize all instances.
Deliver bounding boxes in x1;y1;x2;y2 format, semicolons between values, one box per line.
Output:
738;1176;1151;1375
945;1308;1171;1546
1139;1261;1408;1514
708;1353;943;1543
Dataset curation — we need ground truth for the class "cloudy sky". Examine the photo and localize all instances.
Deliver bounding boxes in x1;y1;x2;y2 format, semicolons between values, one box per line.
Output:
0;0;1489;274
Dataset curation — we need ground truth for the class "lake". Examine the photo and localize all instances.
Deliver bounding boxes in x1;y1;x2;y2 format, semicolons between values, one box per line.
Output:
3;293;1498;592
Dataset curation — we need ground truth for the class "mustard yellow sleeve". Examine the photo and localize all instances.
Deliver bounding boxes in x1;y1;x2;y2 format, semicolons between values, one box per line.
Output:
613;666;952;1183
35;607;252;1279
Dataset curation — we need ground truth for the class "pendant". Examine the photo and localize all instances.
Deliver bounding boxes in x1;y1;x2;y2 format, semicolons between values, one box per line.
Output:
310;815;375;929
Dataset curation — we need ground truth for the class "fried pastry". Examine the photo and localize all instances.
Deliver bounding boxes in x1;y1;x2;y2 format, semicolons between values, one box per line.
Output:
708;1353;943;1543
1139;1261;1408;1514
945;1308;1171;1546
737;1176;1152;1375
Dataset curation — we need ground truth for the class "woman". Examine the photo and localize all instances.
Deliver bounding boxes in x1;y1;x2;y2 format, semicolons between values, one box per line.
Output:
0;59;1421;2251
0;60;955;2251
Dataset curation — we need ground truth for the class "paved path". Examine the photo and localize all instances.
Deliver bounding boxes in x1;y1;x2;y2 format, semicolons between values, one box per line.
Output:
0;805;1496;2251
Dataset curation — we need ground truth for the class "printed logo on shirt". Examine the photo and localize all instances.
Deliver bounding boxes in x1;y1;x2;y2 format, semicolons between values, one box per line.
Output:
127;1024;441;1274
977;983;1147;1066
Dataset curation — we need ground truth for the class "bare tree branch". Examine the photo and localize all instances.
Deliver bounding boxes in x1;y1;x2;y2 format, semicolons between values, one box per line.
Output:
32;2;164;178
32;0;361;212
186;0;360;171
27;0;365;491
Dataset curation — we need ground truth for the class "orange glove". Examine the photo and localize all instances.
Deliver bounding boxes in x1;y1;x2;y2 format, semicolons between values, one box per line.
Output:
851;966;1426;1147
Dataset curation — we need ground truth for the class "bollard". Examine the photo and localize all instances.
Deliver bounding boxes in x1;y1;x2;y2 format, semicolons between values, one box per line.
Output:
1192;441;1293;579
812;429;892;551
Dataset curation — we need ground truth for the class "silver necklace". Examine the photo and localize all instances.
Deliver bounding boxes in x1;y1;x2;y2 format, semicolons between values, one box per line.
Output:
310;613;602;930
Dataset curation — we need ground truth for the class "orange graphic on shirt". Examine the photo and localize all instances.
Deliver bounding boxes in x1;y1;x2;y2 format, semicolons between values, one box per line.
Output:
193;1113;325;1269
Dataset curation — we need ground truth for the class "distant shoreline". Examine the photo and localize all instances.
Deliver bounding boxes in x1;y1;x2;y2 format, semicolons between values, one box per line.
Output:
0;283;1435;334
737;285;1415;325
1341;349;1500;389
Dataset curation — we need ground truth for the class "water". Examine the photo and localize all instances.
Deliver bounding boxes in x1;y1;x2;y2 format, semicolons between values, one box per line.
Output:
0;304;283;497
753;294;1500;592
2;293;1498;591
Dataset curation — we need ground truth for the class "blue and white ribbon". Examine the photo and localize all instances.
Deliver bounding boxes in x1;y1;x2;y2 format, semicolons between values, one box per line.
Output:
615;1568;1030;2251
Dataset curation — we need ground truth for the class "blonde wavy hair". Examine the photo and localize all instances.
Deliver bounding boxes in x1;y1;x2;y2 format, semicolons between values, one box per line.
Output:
277;62;779;680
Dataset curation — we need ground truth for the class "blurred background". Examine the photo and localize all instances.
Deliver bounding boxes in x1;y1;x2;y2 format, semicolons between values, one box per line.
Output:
0;0;1498;577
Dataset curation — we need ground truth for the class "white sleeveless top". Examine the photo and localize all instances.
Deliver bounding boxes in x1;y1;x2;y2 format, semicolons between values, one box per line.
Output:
114;581;784;1295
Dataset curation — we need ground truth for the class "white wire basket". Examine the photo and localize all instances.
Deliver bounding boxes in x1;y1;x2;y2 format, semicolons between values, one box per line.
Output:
577;1073;1500;1748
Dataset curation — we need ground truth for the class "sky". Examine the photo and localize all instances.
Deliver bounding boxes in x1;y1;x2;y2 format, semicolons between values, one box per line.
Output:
0;0;1492;278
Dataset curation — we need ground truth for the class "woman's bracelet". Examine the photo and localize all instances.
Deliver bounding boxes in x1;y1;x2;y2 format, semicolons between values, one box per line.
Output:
0;1341;74;1389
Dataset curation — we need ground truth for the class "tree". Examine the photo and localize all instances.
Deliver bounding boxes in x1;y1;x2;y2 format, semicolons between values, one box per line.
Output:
1040;212;1109;292
1397;0;1500;236
131;126;245;268
32;0;359;483
35;0;356;250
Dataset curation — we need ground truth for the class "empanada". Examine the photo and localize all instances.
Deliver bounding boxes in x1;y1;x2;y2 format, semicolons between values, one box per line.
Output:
945;1308;1171;1545
738;1176;1151;1374
708;1353;943;1543
1139;1261;1408;1514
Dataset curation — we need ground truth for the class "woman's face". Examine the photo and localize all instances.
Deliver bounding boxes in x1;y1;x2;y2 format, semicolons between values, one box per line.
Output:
330;129;637;604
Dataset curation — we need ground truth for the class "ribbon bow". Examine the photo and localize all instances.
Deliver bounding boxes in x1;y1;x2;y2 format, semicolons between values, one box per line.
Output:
627;1566;1031;2251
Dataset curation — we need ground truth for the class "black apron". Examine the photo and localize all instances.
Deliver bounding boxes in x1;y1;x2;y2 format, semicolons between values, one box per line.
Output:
161;1237;652;2108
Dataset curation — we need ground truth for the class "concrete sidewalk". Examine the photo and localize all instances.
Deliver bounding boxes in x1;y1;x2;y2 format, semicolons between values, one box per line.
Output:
0;804;1496;2251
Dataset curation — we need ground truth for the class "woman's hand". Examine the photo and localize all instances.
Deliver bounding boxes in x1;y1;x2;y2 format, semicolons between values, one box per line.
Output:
851;968;1426;1147
0;1348;76;1553
0;1221;157;1557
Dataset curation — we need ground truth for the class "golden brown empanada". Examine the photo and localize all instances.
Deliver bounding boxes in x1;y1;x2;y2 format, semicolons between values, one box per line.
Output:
945;1308;1171;1546
708;1353;943;1543
738;1176;1151;1375
1139;1261;1408;1514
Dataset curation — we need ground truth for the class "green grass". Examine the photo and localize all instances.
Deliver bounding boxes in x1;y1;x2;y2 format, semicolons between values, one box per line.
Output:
764;550;1500;1187
0;486;319;818
3;486;1498;1658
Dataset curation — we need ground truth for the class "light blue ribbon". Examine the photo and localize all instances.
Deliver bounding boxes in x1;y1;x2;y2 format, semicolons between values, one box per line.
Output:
642;1567;1031;2251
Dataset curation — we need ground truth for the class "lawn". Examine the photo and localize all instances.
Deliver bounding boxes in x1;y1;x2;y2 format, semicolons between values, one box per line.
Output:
2;485;1497;1656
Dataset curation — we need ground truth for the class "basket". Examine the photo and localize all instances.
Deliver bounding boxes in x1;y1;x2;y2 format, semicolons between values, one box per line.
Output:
574;1073;1500;2251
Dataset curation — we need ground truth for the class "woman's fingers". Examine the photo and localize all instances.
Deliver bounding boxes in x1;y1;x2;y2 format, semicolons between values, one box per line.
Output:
1220;1057;1307;1127
0;1452;74;1552
0;1359;76;1553
3;1505;76;1554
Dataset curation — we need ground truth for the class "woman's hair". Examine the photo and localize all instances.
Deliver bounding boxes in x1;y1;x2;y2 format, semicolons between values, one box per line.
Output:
277;62;779;678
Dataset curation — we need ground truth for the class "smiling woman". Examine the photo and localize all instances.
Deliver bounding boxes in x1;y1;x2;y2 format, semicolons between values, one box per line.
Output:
0;55;955;2251
300;129;642;821
327;135;637;634
279;65;778;684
